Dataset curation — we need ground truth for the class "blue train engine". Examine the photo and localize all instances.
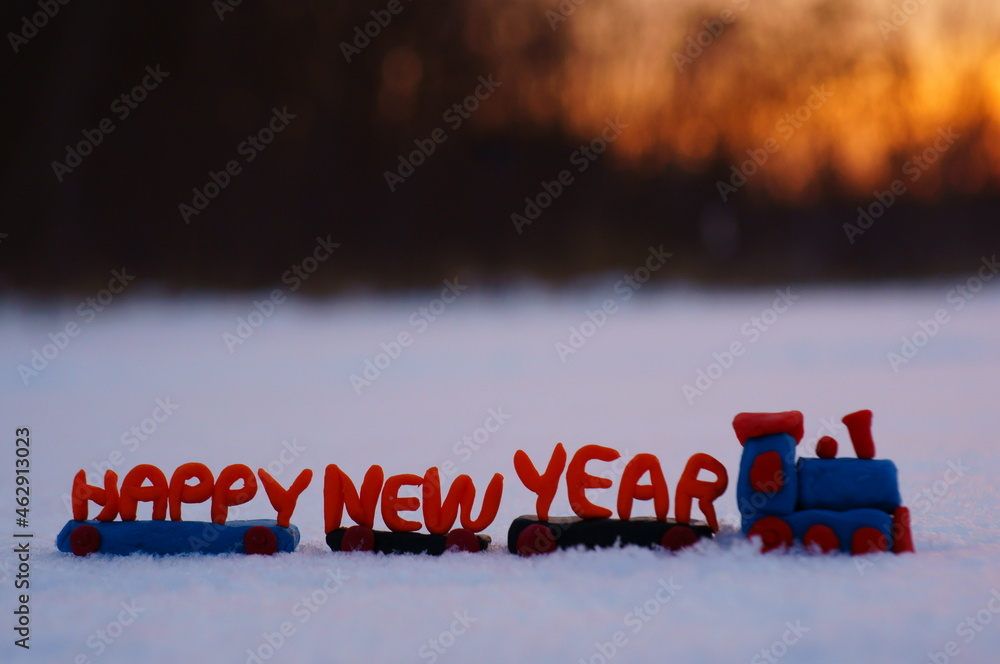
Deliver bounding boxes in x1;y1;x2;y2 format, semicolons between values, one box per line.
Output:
734;410;914;554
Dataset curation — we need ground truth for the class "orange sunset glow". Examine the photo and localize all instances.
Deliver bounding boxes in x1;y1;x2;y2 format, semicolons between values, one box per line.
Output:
463;0;1000;201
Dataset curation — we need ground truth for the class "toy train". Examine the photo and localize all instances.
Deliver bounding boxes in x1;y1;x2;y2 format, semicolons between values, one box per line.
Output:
735;410;913;554
57;409;914;557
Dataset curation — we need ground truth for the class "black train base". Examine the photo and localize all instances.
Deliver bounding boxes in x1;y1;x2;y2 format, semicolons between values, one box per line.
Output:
507;515;714;556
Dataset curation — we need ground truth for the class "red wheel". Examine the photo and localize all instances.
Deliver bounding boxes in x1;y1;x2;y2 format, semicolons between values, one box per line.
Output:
516;523;556;557
747;516;793;553
341;525;375;552
244;526;279;555
661;525;699;552
803;524;839;553
851;527;888;555
70;524;101;556
445;528;480;552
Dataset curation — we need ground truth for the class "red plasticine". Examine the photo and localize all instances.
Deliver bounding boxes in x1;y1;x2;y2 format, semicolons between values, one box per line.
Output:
816;436;838;459
617;453;669;521
748;451;784;493
69;523;102;556
341;525;376;552
212;464;257;525
454;473;504;532
675;453;728;532
445;528;481;552
258;469;313;529
119;464;169;521
516;523;556;556
324;465;384;532
733;411;804;445
803;524;839;553
244;525;279;555
892;506;915;553
381;474;424;532
72;470;119;521
661;526;699;551
842;410;876;459
851;526;888;554
513;443;567;522
566;444;621;519
748;516;794;552
168;463;214;521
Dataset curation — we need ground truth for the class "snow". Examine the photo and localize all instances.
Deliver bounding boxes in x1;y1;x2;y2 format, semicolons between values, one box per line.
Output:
3;280;1000;663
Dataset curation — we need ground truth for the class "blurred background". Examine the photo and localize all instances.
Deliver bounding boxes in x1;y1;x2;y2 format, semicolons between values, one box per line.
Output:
3;0;1000;293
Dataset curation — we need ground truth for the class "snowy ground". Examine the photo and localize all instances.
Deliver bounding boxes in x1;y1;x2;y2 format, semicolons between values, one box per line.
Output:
2;276;1000;664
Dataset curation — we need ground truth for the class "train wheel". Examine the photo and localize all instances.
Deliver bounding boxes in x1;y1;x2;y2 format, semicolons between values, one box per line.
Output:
244;526;279;555
445;528;481;552
747;516;793;553
516;523;556;557
341;525;376;552
70;524;101;557
851;527;888;555
661;525;699;552
803;525;839;553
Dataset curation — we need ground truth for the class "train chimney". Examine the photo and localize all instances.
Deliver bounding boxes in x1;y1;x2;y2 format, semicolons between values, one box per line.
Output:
842;410;875;459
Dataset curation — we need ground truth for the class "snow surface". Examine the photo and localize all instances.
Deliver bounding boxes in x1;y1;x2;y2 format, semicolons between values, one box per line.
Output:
3;280;1000;664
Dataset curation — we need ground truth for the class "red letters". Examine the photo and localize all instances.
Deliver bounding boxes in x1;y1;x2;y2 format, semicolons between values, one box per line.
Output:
259;468;313;528
120;464;169;521
513;445;728;529
169;463;214;521
212;464;257;525
512;443;566;521
324;464;384;532
72;470;119;521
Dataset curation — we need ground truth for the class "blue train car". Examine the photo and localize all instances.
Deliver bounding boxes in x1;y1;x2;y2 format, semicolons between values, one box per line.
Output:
734;410;914;554
56;519;300;556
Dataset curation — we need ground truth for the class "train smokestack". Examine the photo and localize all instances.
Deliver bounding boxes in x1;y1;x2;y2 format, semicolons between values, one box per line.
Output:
842;410;875;459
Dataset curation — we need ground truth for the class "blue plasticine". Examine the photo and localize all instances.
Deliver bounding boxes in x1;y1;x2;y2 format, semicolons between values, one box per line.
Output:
742;508;893;553
736;433;799;529
55;519;299;555
796;458;901;513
